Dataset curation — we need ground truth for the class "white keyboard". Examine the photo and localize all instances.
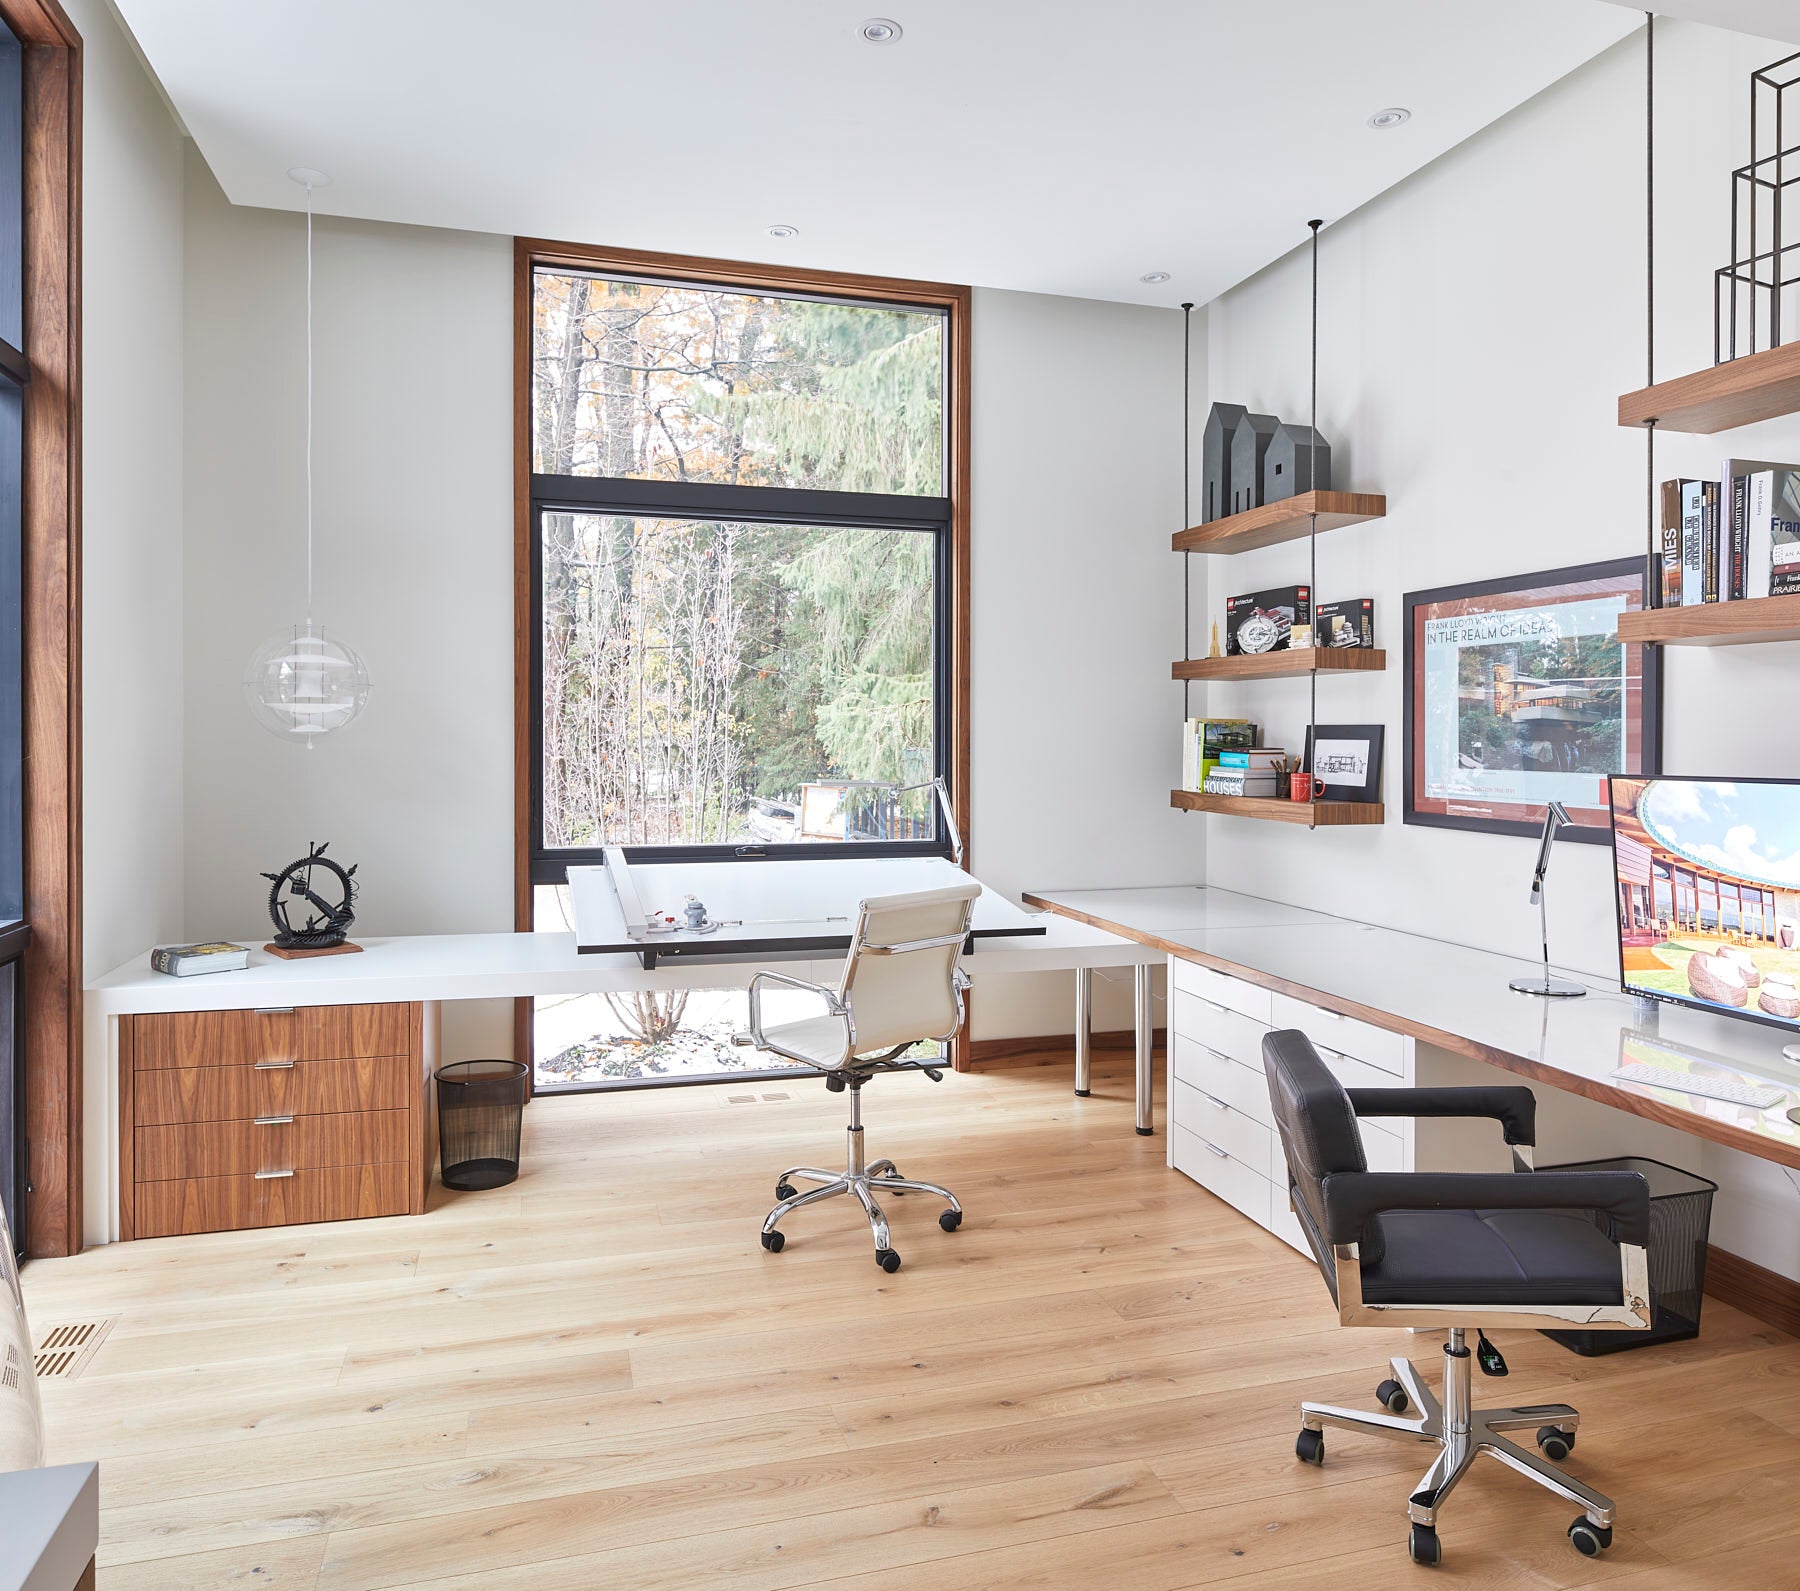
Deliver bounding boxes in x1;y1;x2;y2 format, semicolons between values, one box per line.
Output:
1611;1062;1786;1111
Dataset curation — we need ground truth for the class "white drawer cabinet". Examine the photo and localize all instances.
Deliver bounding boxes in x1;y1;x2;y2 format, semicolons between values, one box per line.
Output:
1170;1123;1270;1226
1270;992;1408;1077
1170;1033;1268;1120
1171;959;1273;1024
1170;990;1269;1070
1167;954;1414;1252
1170;1077;1274;1177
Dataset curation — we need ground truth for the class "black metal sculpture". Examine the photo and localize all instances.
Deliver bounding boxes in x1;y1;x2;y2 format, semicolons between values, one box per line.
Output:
261;841;359;952
1716;48;1800;361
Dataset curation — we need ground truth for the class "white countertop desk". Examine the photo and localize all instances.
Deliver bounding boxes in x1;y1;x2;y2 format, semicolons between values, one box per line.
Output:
1024;884;1800;1172
85;911;1159;1244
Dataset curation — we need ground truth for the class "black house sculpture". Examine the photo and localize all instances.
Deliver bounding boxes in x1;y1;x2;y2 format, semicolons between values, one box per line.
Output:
1200;402;1246;523
1228;411;1280;516
1263;422;1331;504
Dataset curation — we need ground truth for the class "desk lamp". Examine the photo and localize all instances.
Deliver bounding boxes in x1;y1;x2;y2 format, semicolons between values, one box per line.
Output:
1510;801;1586;998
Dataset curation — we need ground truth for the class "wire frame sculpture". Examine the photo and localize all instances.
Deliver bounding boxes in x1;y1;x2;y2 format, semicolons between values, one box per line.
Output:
1717;49;1800;362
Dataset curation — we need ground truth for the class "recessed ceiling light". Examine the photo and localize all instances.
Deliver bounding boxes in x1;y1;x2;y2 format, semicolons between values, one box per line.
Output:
1366;107;1411;130
766;224;799;239
859;18;902;44
1139;271;1171;284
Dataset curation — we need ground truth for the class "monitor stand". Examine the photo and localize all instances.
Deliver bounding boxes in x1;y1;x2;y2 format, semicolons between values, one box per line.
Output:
1784;1043;1800;1064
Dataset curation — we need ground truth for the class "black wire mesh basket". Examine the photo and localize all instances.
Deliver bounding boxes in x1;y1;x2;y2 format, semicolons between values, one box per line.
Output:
435;1059;528;1191
1540;1155;1717;1356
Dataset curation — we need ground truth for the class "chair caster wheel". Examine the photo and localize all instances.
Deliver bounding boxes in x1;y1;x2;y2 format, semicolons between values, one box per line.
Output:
1408;1523;1441;1566
774;1182;797;1201
875;1248;901;1273
1537;1425;1574;1462
884;1169;905;1194
1375;1377;1409;1414
760;1230;785;1253
1567;1517;1612;1557
1294;1428;1323;1465
939;1209;962;1232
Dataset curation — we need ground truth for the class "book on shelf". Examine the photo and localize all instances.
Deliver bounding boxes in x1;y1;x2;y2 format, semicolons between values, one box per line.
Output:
1203;769;1281;797
1216;748;1290;771
1702;478;1721;604
1657;479;1683;608
149;941;250;977
1749;467;1800;599
1680;479;1704;607
1180;717;1255;791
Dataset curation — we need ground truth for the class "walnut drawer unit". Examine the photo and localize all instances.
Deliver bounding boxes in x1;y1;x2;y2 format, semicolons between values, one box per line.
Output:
132;1164;414;1241
118;1001;440;1241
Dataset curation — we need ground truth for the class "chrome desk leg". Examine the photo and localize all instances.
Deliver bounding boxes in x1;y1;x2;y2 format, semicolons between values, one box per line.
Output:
1074;967;1093;1097
1134;962;1153;1136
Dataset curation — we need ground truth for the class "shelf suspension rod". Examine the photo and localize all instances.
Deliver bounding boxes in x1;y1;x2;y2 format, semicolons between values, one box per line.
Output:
1308;219;1322;747
1182;301;1195;720
1645;12;1660;613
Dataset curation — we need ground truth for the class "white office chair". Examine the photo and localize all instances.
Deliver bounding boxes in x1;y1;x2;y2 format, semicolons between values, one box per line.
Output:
735;880;978;1273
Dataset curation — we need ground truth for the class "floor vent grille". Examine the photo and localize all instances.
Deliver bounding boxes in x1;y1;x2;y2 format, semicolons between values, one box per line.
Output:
33;1316;116;1381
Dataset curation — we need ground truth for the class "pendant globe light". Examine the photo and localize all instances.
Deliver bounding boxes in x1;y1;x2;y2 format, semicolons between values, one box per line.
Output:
244;167;371;745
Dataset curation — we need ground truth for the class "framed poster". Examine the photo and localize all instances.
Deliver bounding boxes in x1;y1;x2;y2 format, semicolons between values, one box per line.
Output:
1403;558;1661;844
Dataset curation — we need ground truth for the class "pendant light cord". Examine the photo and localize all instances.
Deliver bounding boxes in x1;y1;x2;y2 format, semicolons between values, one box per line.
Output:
305;180;315;630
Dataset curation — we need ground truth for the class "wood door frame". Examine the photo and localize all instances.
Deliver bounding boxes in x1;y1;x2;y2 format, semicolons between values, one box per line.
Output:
512;239;973;1073
3;0;80;1257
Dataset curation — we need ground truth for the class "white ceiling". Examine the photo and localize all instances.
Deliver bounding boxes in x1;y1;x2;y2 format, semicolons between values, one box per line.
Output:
1600;1;1799;45
114;0;1645;306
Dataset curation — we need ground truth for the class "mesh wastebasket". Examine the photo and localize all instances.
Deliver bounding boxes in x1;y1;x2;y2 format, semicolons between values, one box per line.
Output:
436;1060;528;1191
1540;1155;1717;1356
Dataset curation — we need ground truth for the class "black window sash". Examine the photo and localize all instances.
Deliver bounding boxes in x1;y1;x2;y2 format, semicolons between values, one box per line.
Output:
529;475;955;884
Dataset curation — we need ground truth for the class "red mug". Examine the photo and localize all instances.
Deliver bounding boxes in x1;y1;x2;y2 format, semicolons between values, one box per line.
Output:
1290;771;1326;803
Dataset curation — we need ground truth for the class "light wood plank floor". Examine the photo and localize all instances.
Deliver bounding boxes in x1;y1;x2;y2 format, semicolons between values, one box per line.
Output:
21;1055;1800;1589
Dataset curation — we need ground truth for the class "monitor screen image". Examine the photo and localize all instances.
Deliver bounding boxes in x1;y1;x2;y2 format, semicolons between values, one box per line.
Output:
1611;776;1800;1030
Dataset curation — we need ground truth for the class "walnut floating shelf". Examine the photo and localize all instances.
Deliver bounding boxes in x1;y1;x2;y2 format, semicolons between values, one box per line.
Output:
1617;339;1800;434
1171;648;1386;682
1169;790;1385;828
1170;491;1386;555
1619;594;1800;647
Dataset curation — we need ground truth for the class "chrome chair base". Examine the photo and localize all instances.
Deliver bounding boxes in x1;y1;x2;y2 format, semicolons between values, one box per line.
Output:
1298;1331;1615;1559
760;1098;961;1273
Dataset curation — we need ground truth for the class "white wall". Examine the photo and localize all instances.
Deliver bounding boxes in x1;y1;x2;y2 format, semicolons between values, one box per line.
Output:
969;287;1196;1038
180;150;516;1061
1194;17;1800;1276
75;0;186;981
72;0;186;1243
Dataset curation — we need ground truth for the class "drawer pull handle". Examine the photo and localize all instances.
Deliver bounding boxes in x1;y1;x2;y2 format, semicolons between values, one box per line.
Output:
253;1115;293;1126
253;1059;295;1071
254;1168;294;1180
1190;996;1228;1015
254;1007;296;1016
1203;1140;1229;1159
1198;1091;1227;1110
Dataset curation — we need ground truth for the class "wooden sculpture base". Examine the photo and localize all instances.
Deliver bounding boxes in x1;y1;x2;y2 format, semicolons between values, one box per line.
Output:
264;941;364;960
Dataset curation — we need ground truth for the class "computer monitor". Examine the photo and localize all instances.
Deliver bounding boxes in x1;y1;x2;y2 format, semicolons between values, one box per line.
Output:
1610;775;1800;1032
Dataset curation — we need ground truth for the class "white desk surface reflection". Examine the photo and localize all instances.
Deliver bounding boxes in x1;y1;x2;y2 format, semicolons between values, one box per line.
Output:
1023;885;1800;1170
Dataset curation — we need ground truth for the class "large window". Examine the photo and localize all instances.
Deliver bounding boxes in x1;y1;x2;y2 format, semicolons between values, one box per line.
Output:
521;254;968;1087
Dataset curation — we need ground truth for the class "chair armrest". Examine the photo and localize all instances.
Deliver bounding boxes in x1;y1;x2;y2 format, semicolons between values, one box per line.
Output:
1345;1085;1537;1147
1320;1168;1651;1250
742;970;845;1052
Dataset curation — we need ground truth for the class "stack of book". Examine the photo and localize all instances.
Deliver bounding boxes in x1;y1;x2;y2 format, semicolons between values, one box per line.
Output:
1202;748;1289;798
1180;717;1256;792
1658;461;1800;606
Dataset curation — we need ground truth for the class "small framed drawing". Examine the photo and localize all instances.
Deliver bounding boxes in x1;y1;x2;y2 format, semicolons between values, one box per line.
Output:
1403;557;1661;844
1304;724;1384;802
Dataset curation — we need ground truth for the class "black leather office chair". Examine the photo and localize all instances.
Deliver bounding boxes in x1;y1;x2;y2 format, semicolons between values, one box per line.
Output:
1262;1029;1652;1567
